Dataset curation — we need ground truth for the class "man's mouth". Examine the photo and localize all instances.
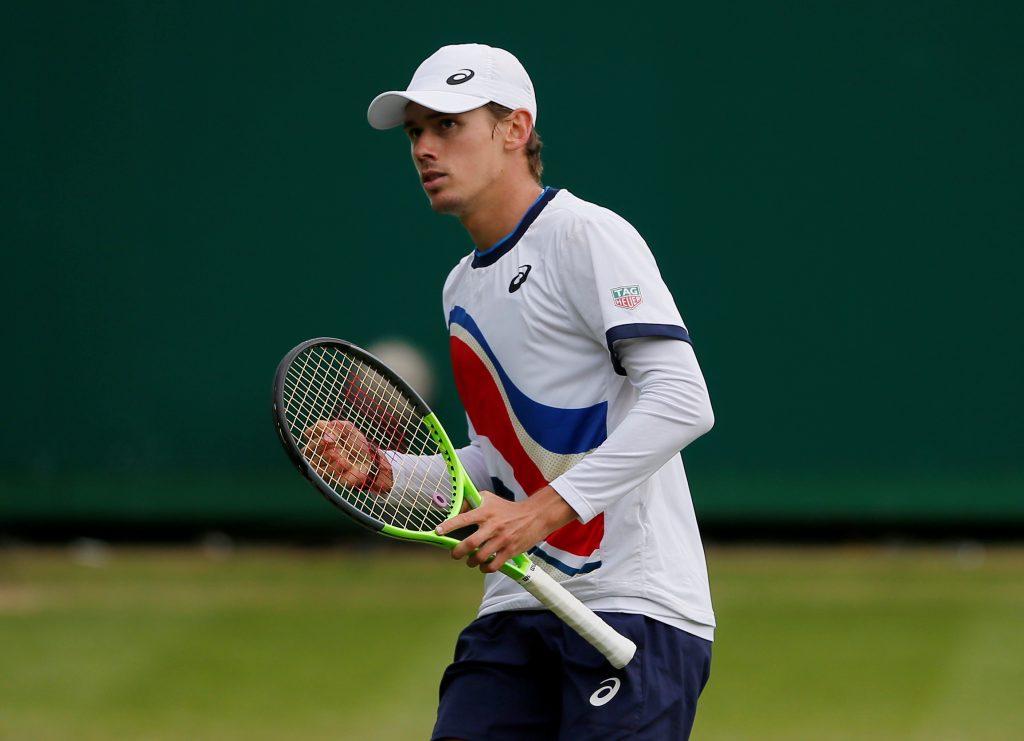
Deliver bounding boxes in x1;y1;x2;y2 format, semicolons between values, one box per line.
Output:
421;170;447;189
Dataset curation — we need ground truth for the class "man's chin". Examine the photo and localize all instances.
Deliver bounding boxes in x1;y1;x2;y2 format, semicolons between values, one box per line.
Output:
426;190;463;215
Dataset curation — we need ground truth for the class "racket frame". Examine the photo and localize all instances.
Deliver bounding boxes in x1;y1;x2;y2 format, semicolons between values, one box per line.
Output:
272;337;532;579
272;337;635;668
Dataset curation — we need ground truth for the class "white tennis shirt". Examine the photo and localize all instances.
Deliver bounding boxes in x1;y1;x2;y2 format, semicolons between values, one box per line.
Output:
442;188;716;640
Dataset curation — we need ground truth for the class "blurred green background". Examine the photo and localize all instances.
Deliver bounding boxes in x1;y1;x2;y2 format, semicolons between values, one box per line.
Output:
3;4;1024;739
3;1;1022;532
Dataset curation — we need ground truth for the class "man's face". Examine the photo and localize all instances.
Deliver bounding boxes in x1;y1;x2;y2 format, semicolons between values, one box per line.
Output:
403;102;507;216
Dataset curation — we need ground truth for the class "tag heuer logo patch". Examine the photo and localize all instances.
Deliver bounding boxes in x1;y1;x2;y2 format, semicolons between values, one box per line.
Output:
611;285;643;309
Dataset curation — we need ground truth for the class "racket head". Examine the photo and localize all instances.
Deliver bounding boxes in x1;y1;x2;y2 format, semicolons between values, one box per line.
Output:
272;338;470;540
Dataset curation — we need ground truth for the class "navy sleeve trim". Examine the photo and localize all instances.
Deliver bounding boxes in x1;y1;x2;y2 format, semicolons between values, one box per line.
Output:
605;323;692;376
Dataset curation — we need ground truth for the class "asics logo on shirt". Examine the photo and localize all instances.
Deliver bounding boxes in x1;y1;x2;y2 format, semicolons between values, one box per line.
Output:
508;264;532;293
446;69;475;85
589;677;622;706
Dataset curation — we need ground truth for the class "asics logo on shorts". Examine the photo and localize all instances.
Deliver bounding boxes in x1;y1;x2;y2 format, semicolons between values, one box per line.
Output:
589;677;621;706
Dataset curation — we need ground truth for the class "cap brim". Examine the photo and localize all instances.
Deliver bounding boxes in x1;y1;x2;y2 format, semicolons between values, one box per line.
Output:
367;90;491;130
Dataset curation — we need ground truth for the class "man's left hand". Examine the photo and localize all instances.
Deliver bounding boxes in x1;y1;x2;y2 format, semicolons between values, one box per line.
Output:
436;486;578;573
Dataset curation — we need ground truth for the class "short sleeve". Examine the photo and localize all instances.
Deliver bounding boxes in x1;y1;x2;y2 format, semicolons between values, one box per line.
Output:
558;210;691;375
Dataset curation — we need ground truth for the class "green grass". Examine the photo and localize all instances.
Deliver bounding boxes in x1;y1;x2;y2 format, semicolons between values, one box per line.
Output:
1;545;1022;740
694;546;1024;740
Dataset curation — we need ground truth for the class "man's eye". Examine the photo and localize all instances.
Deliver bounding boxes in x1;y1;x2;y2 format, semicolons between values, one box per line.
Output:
440;119;457;130
407;128;422;140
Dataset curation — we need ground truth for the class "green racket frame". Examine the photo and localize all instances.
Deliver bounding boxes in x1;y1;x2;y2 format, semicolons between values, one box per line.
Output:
272;338;635;669
381;412;532;581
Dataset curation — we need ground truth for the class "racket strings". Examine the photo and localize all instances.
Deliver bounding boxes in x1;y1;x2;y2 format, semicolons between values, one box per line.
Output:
282;345;454;532
286;348;447;531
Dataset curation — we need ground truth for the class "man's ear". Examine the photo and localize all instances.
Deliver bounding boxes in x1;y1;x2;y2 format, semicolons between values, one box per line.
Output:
503;108;534;152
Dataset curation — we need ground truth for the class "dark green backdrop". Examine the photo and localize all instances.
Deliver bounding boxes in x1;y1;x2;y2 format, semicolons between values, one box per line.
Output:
3;1;1021;530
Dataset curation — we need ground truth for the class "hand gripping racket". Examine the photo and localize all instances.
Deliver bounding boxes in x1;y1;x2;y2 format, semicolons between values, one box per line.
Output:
272;338;636;669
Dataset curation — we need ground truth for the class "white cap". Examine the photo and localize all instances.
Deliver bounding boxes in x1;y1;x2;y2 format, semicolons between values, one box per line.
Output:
367;44;537;130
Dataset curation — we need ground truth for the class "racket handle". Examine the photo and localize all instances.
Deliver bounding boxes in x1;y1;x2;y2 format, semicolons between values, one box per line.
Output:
517;563;637;669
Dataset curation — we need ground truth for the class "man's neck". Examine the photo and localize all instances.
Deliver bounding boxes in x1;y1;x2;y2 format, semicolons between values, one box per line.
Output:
459;179;545;251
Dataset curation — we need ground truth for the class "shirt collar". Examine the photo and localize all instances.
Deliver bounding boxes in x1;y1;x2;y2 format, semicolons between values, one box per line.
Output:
471;187;560;269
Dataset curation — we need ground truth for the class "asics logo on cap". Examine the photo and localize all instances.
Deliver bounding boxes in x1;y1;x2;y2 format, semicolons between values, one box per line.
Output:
446;69;475;85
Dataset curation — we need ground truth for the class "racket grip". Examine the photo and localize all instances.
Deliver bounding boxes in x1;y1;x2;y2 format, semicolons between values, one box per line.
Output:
517;564;637;669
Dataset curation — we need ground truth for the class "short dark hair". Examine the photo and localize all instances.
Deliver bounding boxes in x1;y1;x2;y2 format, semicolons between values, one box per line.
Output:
485;102;544;184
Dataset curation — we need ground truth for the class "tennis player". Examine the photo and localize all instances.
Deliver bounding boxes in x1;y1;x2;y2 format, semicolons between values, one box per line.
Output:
366;43;716;740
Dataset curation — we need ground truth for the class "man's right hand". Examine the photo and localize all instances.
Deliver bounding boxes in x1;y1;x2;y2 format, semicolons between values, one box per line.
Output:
301;420;394;493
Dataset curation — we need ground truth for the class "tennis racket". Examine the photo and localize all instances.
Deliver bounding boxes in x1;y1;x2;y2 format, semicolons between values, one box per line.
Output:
272;337;636;669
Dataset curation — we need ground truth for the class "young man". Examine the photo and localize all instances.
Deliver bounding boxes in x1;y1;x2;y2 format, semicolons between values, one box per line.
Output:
366;44;716;740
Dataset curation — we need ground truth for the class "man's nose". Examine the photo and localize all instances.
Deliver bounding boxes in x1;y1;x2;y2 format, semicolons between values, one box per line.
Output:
413;132;437;161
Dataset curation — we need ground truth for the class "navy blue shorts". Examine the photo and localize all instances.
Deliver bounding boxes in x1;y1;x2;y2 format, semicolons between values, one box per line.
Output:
431;610;712;741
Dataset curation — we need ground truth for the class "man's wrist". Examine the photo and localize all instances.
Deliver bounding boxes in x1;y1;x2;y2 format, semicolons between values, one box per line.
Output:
528;485;579;535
